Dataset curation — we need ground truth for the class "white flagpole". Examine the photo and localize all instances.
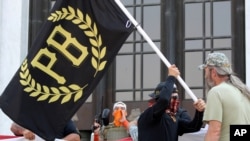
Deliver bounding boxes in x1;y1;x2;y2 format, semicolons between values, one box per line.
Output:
115;0;198;102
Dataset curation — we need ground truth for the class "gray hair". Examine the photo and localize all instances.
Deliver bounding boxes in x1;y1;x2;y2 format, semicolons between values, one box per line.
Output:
214;66;250;100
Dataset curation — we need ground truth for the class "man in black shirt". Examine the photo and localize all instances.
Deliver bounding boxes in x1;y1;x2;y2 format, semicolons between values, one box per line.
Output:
138;65;206;141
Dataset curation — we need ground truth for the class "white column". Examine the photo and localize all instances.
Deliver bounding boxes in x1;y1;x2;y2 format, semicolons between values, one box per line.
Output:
0;0;29;135
246;0;250;86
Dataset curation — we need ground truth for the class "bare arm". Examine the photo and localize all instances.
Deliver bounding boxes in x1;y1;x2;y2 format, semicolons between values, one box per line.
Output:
10;123;35;140
10;123;24;136
205;120;221;141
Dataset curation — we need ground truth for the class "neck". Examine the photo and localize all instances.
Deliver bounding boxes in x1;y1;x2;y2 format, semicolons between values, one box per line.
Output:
214;75;229;85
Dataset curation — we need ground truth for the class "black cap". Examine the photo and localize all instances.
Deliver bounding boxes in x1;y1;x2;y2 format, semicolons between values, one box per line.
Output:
172;84;178;93
149;82;165;99
149;83;178;99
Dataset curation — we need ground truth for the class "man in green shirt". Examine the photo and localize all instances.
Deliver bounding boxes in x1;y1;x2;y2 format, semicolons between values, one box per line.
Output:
199;52;250;141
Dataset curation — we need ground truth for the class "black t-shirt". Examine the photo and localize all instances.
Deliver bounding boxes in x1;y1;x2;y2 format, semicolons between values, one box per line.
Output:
57;120;80;139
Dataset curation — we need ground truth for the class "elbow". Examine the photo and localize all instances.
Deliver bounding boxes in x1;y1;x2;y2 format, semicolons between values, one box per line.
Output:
10;124;22;136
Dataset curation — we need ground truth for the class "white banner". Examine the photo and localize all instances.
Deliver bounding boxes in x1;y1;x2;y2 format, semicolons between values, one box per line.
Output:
0;135;43;141
0;135;65;141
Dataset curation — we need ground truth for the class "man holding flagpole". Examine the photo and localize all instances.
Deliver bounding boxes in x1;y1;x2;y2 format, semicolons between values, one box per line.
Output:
138;65;206;141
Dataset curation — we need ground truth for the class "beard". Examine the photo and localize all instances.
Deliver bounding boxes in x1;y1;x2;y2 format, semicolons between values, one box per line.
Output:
205;72;215;91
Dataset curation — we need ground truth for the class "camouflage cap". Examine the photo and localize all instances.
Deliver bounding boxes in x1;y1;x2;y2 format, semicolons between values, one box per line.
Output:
199;52;231;70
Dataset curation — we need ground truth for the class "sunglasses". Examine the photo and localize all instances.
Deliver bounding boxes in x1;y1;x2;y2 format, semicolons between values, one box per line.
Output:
171;95;178;100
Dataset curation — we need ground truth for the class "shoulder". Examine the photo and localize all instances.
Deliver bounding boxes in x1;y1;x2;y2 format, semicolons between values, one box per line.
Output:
208;82;236;98
176;109;192;122
176;108;189;117
210;82;233;92
65;120;76;128
64;120;79;133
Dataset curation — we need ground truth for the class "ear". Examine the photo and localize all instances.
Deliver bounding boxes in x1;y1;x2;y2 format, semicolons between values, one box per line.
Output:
214;69;220;78
210;68;217;77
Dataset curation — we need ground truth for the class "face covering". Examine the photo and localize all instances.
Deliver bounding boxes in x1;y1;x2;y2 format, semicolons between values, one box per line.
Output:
169;98;179;114
113;109;122;127
166;96;180;122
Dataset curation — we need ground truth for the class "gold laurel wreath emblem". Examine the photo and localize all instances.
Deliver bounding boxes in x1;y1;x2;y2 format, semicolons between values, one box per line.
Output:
48;6;107;76
19;59;87;104
19;6;107;104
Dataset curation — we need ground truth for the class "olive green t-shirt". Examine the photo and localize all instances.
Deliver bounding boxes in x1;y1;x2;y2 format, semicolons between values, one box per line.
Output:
203;82;250;141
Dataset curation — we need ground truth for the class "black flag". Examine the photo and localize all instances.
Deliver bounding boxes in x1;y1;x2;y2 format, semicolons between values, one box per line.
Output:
0;0;134;140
